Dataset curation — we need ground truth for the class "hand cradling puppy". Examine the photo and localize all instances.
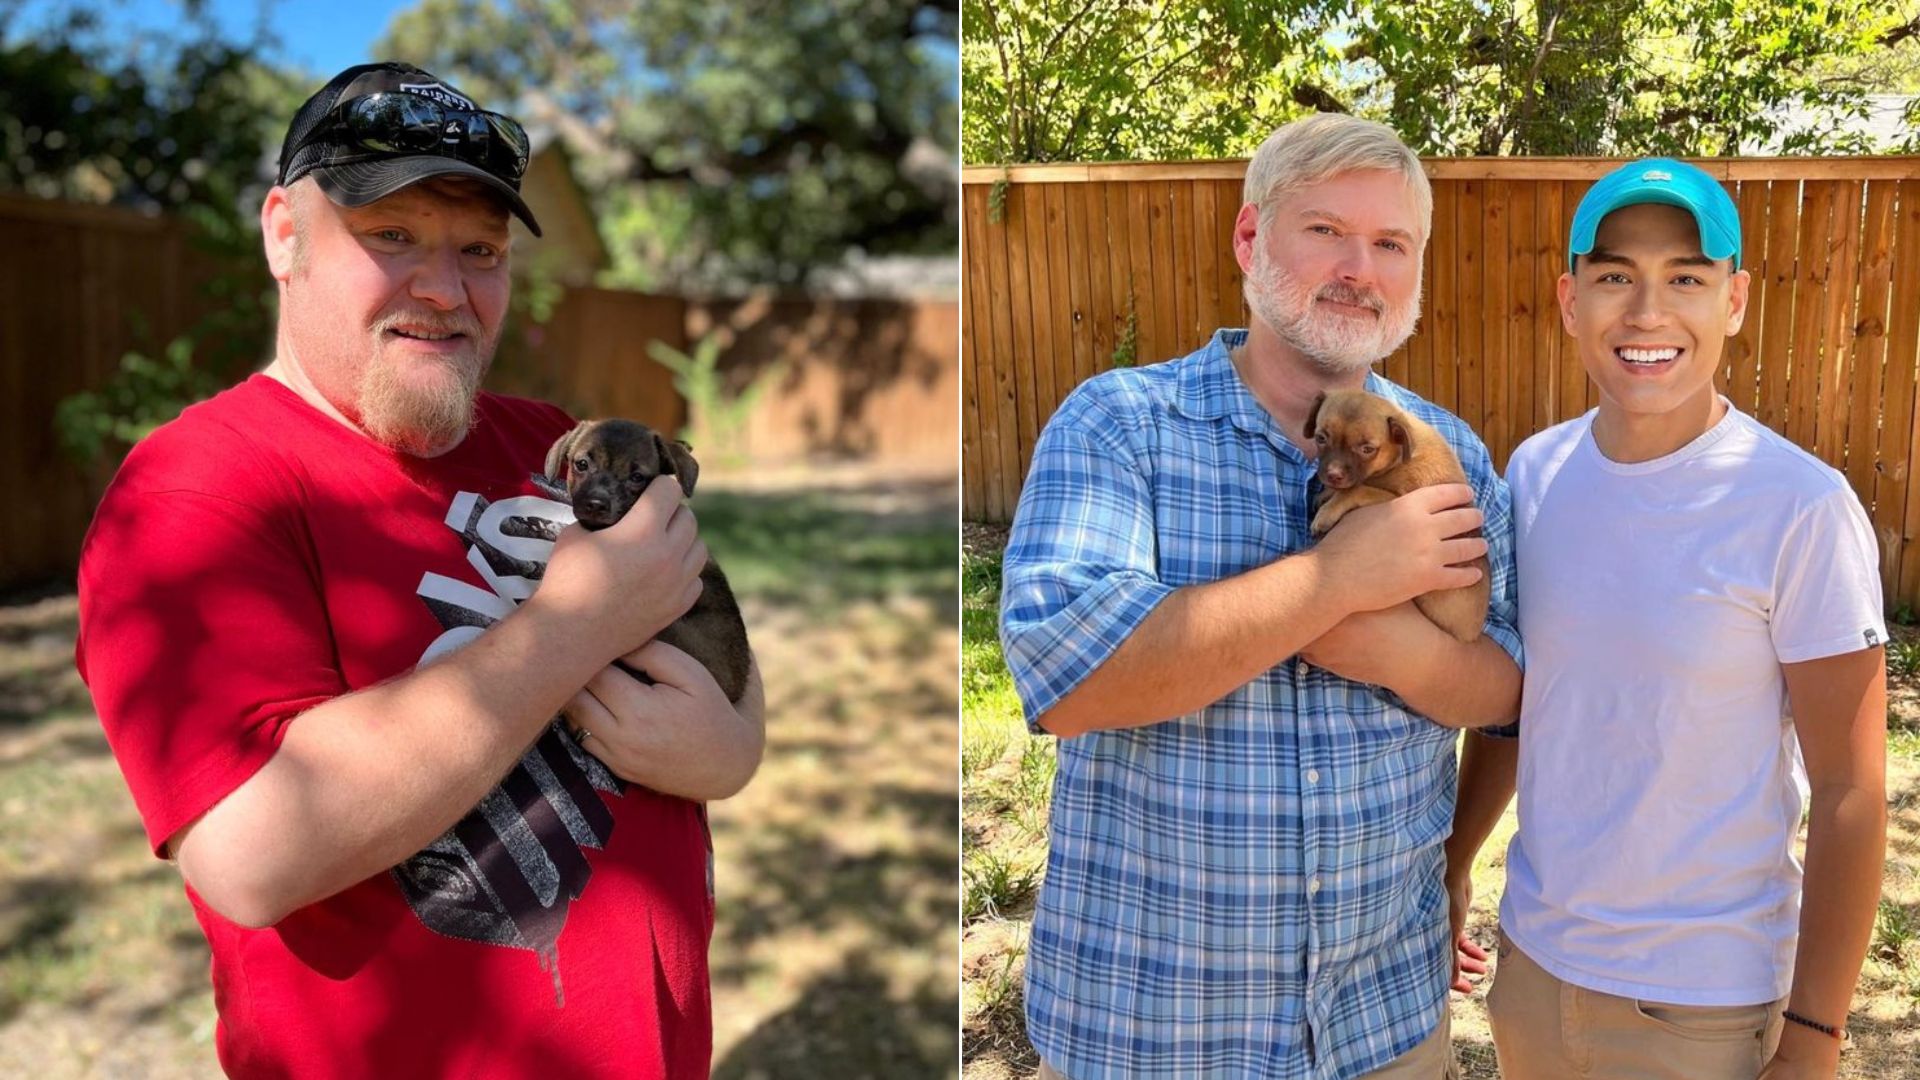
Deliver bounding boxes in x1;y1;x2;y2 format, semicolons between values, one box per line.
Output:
542;418;753;702
1304;389;1491;642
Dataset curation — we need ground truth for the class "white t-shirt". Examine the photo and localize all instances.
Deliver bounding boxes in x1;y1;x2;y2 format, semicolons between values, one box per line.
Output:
1499;401;1885;1005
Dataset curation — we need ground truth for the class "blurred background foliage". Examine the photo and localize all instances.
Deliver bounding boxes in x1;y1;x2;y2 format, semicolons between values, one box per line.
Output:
1;0;958;464
2;0;957;289
961;0;1920;163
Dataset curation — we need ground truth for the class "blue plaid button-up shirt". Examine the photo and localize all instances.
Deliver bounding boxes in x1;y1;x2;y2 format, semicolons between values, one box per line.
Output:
1000;329;1523;1080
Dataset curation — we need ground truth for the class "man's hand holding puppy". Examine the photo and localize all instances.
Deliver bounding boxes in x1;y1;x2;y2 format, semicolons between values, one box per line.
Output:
537;475;764;801
1298;483;1519;728
536;474;707;650
566;640;766;800
1303;482;1486;613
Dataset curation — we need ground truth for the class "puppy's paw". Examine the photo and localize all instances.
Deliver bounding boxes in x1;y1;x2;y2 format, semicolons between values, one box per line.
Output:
1309;503;1344;538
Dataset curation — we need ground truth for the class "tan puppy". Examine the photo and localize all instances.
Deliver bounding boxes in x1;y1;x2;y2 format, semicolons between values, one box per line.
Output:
1304;390;1490;642
544;419;753;702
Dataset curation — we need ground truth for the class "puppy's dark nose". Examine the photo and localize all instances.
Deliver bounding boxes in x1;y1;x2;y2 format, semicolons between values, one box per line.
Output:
580;495;611;516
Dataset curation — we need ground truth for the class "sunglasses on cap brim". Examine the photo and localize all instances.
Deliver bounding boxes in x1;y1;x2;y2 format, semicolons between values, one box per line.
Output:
305;92;530;183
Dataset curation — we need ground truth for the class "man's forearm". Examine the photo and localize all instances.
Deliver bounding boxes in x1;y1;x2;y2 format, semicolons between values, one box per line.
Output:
1038;552;1351;737
1782;781;1887;1045
175;598;605;927
1384;632;1522;729
1446;732;1518;880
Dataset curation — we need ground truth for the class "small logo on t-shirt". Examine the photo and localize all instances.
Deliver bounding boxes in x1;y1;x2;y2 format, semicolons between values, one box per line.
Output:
1866;628;1883;647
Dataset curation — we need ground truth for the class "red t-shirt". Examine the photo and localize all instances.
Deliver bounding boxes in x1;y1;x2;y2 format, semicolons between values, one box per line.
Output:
75;375;713;1078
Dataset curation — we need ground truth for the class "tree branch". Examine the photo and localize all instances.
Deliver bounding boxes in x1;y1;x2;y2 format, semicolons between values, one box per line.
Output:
1290;82;1350;113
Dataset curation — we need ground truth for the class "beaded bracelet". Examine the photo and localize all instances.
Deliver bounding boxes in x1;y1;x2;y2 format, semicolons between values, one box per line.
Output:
1782;1009;1845;1041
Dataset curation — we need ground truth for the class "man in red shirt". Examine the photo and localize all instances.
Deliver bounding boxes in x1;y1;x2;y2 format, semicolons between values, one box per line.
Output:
74;62;764;1077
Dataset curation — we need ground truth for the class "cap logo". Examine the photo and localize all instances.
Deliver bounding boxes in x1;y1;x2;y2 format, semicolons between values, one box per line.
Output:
1641;169;1673;183
399;81;476;110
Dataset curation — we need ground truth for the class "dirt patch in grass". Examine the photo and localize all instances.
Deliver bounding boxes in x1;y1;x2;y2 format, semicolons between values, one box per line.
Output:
962;540;1920;1079
0;469;961;1079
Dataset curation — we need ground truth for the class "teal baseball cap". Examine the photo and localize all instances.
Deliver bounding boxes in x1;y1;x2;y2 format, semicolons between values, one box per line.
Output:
1568;158;1741;270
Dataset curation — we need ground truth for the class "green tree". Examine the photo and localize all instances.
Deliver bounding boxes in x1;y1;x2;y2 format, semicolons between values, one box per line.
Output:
0;2;304;227
1350;0;1909;155
1;2;305;462
960;0;1342;163
961;0;1920;163
377;0;959;289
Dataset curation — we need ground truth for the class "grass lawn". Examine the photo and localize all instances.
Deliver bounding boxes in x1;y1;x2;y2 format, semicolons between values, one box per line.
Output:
0;470;961;1079
961;531;1920;1080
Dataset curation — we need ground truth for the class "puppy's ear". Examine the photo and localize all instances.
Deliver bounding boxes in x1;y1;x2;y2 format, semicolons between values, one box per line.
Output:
1386;414;1411;450
544;421;592;483
1304;392;1328;439
655;434;701;497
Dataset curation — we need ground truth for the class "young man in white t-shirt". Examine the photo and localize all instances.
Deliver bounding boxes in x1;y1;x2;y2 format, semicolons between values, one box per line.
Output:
1446;159;1889;1080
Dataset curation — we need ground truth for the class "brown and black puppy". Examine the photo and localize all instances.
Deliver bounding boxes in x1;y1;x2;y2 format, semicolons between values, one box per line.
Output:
1304;389;1490;643
543;419;753;702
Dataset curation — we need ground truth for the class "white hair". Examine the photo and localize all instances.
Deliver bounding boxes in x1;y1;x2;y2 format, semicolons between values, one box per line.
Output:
1243;114;1432;244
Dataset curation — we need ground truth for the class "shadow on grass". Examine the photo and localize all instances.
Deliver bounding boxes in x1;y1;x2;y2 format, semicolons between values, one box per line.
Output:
713;949;958;1080
697;483;958;620
712;787;957;983
0;593;91;728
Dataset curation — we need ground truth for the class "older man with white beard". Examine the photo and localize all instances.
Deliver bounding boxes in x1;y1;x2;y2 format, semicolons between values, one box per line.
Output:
74;62;761;1078
1000;113;1523;1079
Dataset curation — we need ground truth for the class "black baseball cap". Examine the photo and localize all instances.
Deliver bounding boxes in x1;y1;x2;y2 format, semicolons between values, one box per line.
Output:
277;61;542;237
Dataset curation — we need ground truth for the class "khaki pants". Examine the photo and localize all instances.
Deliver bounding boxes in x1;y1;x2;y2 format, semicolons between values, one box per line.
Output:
1486;929;1785;1080
1036;1008;1459;1079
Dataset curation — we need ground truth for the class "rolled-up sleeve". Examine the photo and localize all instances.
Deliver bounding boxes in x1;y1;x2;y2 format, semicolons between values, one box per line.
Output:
998;393;1173;731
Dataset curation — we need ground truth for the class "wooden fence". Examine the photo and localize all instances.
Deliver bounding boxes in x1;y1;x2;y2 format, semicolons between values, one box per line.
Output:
961;157;1920;611
0;194;958;591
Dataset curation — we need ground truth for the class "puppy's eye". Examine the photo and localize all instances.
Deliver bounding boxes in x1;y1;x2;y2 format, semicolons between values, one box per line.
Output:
573;456;591;473
1314;432;1327;445
629;469;645;485
1360;444;1377;457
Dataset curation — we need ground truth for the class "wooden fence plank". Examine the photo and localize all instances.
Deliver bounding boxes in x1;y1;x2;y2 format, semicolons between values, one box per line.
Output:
1875;182;1919;599
1758;179;1802;434
1171;180;1200;355
1532;181;1564;430
1081;184;1116;378
1125;182;1156;364
1787;180;1836;449
1507;182;1537;469
1816;179;1863;468
960;189;987;517
1728;180;1769;413
1215;180;1246;331
1041;183;1075;427
1482;180;1513;465
1891;178;1920;601
982;182;1022;522
1003;185;1045;508
1106;181;1139;372
1429;181;1462;413
1191;181;1221;362
1063;182;1096;392
1846;182;1895;502
1458;180;1487;434
1561;181;1593;420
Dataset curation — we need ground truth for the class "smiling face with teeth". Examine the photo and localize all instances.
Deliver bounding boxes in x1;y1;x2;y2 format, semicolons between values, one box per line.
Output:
264;176;512;457
1557;202;1750;462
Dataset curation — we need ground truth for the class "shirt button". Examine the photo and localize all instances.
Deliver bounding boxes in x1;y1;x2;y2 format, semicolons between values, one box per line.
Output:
1308;877;1322;896
1306;768;1321;785
1296;660;1309;677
